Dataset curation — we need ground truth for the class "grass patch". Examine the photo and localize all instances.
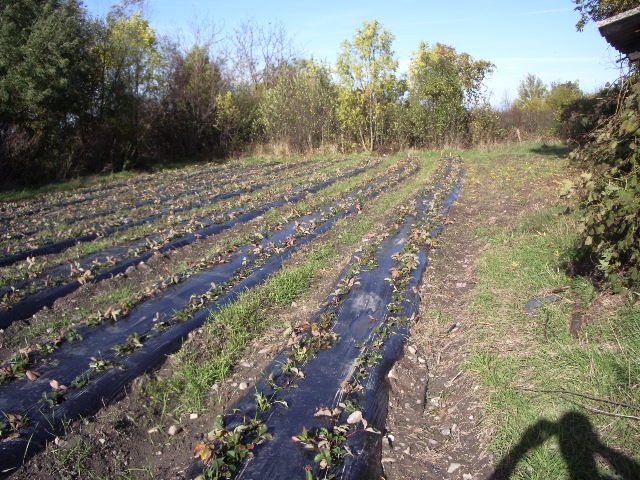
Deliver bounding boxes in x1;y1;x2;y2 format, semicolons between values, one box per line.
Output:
468;204;640;478
50;438;93;478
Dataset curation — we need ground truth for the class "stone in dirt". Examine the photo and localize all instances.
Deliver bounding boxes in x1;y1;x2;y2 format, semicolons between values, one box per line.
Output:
347;410;363;424
167;425;181;436
238;382;248;390
448;463;461;473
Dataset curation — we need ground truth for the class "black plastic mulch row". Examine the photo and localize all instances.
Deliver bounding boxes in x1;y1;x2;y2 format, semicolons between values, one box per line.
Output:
0;160;280;223
0;161;380;326
185;160;464;480
2;158;323;244
0;163;376;329
0;158;367;299
0;159;329;266
0;162;420;476
0;161;417;379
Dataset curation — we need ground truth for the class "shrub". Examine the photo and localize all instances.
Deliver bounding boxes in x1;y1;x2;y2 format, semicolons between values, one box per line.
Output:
557;86;619;146
571;77;640;293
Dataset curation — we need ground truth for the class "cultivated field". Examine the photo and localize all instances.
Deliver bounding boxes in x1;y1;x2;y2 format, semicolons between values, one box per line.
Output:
0;153;463;478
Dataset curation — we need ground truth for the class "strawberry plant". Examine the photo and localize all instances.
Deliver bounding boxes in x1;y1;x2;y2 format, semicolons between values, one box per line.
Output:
0;413;28;441
0;353;30;384
112;333;146;355
70;373;91;389
194;415;272;480
42;380;68;406
293;425;350;478
89;356;120;371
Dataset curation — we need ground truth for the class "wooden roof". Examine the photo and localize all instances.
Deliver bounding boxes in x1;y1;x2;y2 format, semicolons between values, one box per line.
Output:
598;6;640;60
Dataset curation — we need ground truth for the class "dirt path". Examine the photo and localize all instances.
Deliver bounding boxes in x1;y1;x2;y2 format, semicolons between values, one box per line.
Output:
382;148;568;480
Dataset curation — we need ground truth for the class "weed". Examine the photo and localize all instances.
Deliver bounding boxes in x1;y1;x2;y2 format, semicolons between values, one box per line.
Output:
255;392;271;412
50;438;93;478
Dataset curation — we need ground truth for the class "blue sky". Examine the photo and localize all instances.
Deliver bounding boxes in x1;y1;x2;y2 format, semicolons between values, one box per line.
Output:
83;0;626;106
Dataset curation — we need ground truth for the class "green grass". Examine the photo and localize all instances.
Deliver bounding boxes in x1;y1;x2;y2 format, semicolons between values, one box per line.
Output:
47;437;156;480
11;312;86;349
50;438;93;478
5;287;135;351
102;286;136;305
468;204;640;478
144;155;438;413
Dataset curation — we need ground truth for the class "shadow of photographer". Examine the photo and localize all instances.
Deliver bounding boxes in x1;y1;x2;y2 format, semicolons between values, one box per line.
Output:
488;411;640;480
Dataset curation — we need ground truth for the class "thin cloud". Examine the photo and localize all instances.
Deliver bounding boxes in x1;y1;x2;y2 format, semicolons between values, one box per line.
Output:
389;17;471;28
514;8;573;17
388;7;572;28
494;56;602;63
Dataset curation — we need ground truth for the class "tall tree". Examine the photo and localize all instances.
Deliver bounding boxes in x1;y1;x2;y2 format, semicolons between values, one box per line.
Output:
516;73;549;111
93;6;162;170
546;81;583;113
336;20;399;151
408;42;494;146
0;0;95;180
157;42;226;156
260;59;338;150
